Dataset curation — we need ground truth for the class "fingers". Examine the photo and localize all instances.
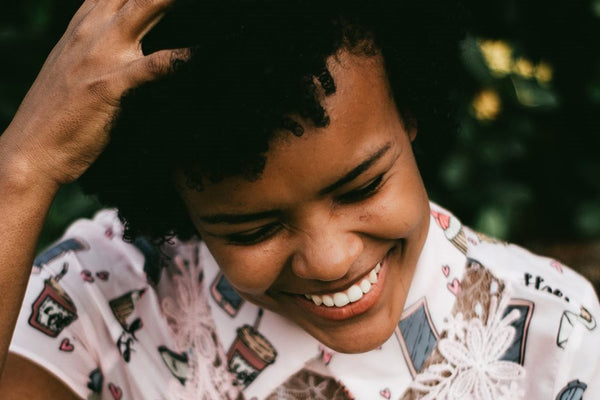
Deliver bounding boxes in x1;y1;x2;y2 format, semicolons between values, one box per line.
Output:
126;47;191;87
115;0;175;40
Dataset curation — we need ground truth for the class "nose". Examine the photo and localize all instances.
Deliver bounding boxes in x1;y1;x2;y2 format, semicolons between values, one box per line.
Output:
291;221;363;281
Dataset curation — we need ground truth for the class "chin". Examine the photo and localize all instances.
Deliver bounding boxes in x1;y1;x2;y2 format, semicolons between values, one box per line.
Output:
300;312;399;354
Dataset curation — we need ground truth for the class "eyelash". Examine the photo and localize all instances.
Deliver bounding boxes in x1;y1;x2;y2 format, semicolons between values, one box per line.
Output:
336;174;385;204
225;174;385;245
225;222;283;246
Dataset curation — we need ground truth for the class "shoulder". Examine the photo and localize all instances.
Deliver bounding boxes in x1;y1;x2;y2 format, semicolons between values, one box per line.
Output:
10;210;186;399
429;201;598;309
428;202;600;398
24;209;169;341
12;209;156;343
455;210;600;397
463;225;598;314
32;209;163;289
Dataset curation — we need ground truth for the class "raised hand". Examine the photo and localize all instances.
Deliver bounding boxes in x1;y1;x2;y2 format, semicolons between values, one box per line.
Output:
0;0;189;379
0;0;188;187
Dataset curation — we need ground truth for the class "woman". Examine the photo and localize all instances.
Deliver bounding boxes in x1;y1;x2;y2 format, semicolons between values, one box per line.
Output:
0;0;598;399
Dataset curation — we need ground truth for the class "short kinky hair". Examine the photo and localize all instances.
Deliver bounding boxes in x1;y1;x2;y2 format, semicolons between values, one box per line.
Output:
80;0;466;242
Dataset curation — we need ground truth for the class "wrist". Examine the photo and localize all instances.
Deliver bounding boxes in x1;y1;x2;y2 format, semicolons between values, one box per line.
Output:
0;131;61;199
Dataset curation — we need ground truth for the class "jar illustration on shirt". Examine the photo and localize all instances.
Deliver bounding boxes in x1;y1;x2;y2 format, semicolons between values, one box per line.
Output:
227;309;277;387
109;288;147;331
28;263;78;337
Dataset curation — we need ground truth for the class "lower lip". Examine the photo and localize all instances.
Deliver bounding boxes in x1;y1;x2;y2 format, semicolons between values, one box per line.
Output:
292;255;390;321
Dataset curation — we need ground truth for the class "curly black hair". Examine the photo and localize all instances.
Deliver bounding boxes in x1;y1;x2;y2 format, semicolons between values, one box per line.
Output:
80;0;466;242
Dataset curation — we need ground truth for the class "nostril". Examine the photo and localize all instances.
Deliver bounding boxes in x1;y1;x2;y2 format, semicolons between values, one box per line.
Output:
291;233;363;281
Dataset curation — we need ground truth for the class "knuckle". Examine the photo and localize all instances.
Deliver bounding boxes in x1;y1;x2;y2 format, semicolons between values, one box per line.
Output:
69;20;93;42
146;54;169;76
86;79;120;107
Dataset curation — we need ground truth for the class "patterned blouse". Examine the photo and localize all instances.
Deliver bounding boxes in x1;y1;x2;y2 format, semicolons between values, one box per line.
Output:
9;203;600;399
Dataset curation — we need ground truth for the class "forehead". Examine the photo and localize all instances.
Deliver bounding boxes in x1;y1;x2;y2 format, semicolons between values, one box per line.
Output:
177;51;404;210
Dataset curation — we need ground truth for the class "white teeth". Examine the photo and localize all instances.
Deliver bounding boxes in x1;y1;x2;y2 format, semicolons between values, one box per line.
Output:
368;269;378;284
333;292;350;307
322;295;334;307
304;260;383;308
359;279;371;293
311;295;323;306
347;285;363;302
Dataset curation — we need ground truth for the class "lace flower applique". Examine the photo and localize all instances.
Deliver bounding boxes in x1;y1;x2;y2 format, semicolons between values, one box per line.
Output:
161;245;242;400
410;292;525;400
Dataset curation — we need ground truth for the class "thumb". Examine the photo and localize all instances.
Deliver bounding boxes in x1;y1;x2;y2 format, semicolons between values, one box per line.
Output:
127;47;191;87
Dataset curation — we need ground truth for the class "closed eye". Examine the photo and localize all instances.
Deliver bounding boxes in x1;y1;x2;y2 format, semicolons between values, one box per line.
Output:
224;222;283;246
336;174;384;204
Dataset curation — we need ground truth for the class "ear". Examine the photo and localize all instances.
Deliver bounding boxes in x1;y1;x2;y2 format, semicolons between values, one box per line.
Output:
399;109;418;141
407;123;418;142
405;116;418;142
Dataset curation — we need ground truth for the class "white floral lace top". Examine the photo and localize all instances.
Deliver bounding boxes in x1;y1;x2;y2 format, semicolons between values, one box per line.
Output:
9;203;600;399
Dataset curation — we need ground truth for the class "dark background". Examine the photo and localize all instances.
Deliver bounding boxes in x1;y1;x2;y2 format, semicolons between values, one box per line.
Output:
1;0;599;292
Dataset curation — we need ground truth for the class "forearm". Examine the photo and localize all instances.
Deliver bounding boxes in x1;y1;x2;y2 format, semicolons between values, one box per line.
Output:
0;129;59;375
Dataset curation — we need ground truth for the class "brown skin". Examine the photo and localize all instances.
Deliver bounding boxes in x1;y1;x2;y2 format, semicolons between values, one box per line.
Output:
177;52;431;353
0;354;79;399
0;0;187;395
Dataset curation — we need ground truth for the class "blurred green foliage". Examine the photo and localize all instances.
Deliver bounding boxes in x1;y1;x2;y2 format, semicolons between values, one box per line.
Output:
1;0;599;251
417;0;600;245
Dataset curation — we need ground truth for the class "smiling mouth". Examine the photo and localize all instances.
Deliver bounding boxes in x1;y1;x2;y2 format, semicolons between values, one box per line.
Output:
303;262;381;308
292;256;389;321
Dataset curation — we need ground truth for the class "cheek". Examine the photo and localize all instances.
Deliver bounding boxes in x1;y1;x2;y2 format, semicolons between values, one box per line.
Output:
362;172;428;239
205;240;287;296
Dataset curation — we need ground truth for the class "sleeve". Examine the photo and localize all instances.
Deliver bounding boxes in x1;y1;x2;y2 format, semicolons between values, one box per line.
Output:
9;210;130;399
552;277;600;399
9;240;101;399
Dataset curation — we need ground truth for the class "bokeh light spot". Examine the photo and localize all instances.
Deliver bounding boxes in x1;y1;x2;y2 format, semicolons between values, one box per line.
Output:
478;39;513;77
472;88;502;120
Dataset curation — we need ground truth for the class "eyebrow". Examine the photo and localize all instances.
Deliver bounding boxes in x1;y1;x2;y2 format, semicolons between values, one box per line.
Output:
199;142;392;225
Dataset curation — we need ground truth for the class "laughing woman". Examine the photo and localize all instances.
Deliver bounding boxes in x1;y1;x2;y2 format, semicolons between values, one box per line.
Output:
0;1;598;399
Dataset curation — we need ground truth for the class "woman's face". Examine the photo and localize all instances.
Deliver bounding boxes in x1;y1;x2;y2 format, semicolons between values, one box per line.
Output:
177;51;430;353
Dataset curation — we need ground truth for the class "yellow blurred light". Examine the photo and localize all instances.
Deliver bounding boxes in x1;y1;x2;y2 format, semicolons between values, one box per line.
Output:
513;58;534;78
535;62;554;84
472;89;502;121
479;39;513;76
